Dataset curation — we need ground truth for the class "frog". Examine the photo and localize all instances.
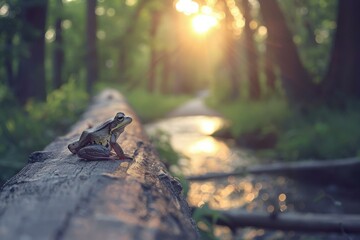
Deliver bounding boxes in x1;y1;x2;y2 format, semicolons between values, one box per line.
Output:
68;112;132;160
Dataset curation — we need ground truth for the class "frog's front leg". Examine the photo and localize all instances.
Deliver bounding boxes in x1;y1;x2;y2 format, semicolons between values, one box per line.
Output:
77;145;114;161
110;134;132;160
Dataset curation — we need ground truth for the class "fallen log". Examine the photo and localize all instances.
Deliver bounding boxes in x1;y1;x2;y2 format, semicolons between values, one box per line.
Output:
187;158;360;185
211;209;360;234
0;90;199;240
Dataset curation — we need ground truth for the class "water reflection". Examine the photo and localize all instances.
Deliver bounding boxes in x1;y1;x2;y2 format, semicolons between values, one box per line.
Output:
146;116;251;176
146;116;310;212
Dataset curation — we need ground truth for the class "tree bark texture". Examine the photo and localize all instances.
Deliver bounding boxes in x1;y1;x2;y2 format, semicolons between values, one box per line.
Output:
0;90;199;240
16;0;48;103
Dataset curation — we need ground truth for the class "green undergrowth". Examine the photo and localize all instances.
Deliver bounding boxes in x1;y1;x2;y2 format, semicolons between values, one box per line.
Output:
125;89;190;123
209;97;360;161
0;80;88;184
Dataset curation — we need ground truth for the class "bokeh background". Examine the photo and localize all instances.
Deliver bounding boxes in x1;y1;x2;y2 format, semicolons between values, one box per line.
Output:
1;0;359;239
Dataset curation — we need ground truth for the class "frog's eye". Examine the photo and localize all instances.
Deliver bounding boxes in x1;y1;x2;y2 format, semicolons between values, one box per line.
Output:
118;116;124;121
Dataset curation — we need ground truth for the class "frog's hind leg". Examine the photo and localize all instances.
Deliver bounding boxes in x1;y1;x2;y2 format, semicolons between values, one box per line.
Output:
77;145;113;161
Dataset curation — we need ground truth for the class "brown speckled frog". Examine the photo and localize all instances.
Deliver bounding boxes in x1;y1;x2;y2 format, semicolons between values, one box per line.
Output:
68;112;132;160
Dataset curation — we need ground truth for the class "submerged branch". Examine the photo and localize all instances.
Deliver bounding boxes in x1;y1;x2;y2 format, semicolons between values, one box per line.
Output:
212;209;360;234
187;157;360;182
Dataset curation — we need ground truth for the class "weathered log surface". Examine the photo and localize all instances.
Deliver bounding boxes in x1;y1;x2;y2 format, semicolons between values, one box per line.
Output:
0;90;199;240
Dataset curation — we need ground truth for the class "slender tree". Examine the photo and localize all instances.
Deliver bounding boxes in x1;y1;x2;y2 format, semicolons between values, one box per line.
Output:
223;1;240;100
147;10;162;92
16;0;48;103
4;25;15;90
160;50;171;94
53;0;64;89
259;0;316;105
86;0;98;94
240;0;260;100
322;0;360;102
264;35;276;92
117;0;147;82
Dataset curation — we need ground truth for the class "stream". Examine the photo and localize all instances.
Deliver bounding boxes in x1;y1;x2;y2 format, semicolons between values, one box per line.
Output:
145;114;360;240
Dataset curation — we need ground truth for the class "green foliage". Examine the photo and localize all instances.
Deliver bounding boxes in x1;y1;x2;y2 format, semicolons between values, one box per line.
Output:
124;88;190;123
280;0;338;82
26;79;88;128
0;81;88;184
193;204;223;240
150;130;181;168
276;105;360;160
148;129;190;197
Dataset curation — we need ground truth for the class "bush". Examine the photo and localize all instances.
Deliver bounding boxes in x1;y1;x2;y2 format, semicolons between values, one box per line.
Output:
213;98;289;137
0;81;88;184
210;97;360;161
276;106;360;160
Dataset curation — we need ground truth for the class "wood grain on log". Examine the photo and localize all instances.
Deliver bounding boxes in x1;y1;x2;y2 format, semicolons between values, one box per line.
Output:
0;90;199;240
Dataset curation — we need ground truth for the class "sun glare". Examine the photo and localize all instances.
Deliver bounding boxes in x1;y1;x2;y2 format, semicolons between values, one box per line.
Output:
175;0;219;34
176;0;199;15
192;13;218;34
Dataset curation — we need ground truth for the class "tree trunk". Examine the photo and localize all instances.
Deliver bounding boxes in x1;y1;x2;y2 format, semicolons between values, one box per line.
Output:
17;0;48;103
160;51;171;94
321;0;360;103
259;0;316;105
241;0;260;100
117;0;147;83
86;0;98;94
4;32;14;89
147;10;162;92
223;4;240;100
53;0;64;89
265;36;276;92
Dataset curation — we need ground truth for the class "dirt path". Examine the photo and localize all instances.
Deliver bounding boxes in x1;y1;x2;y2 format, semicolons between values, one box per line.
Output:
166;90;222;118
